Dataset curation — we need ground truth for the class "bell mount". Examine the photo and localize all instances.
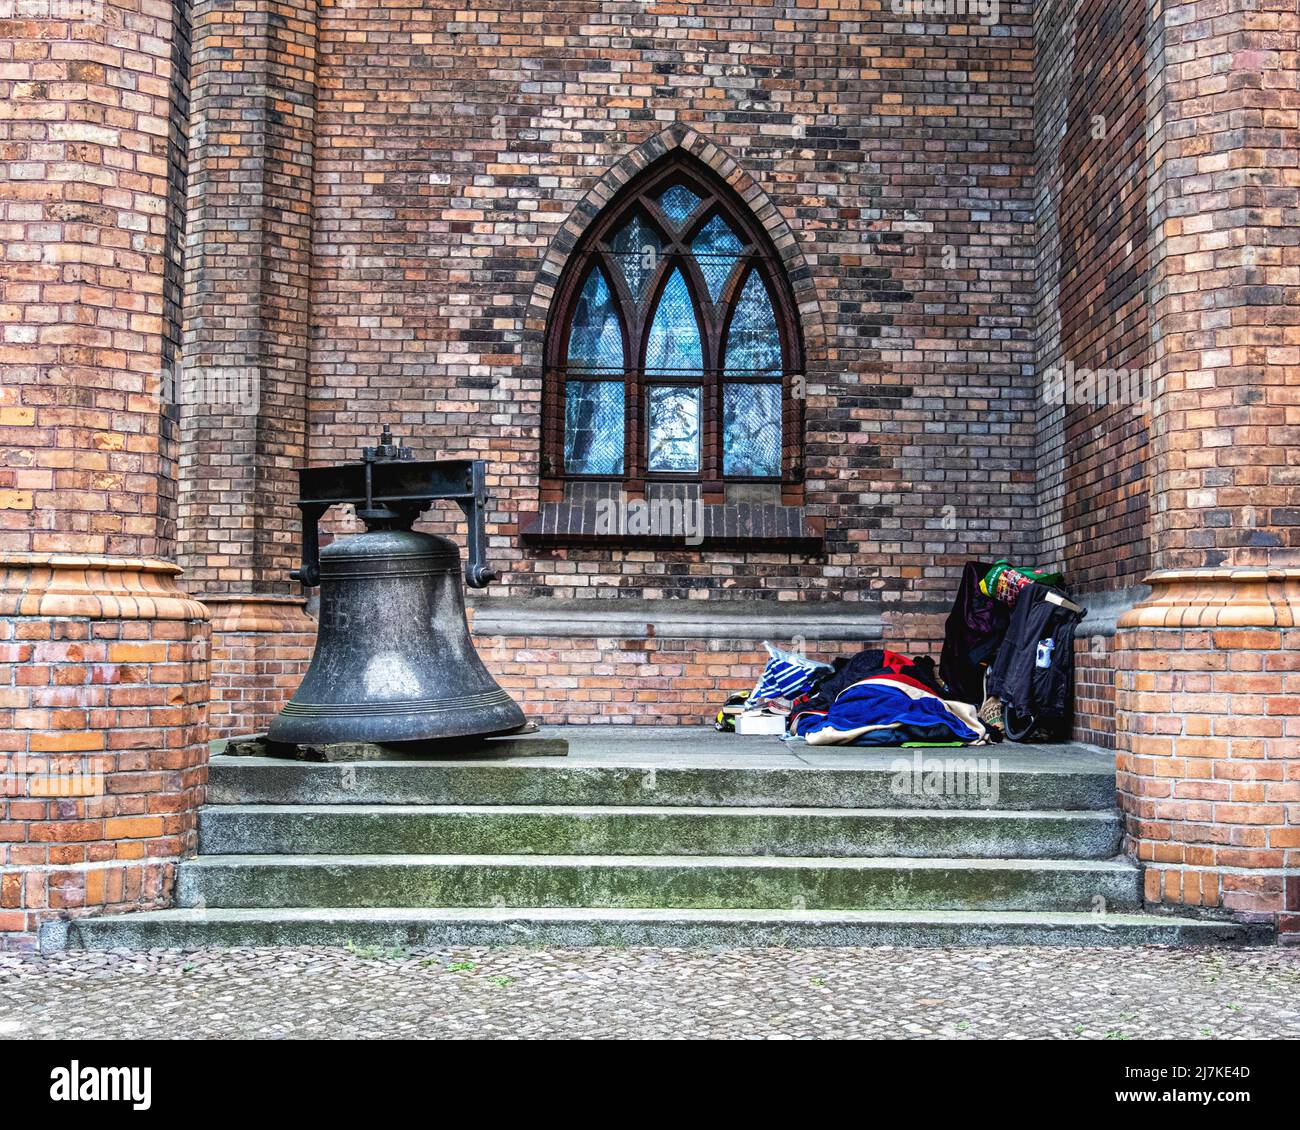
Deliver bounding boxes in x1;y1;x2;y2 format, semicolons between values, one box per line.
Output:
289;425;498;590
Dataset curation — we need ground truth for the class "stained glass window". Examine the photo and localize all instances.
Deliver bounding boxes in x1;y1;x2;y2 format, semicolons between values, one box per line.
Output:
647;386;701;472
723;383;782;477
724;271;782;373
551;161;800;485
566;269;624;372
565;381;624;474
609;215;662;304
644;269;703;374
691;214;743;303
656;184;701;227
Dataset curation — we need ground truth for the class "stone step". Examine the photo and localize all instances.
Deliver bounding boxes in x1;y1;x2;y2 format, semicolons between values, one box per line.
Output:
176;853;1143;913
39;906;1268;953
199;803;1123;860
207;752;1116;811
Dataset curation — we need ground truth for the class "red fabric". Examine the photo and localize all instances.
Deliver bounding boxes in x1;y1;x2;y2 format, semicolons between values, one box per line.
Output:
854;672;940;697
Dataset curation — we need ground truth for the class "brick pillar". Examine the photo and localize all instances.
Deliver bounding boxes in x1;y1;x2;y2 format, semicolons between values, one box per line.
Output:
0;0;209;948
178;0;319;737
1115;0;1300;939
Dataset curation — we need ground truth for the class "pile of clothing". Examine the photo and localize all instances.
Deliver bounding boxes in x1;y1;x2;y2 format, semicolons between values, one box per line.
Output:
788;649;988;747
732;559;1086;748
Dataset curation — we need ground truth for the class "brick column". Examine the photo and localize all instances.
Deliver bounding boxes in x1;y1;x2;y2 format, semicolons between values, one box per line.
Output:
1115;0;1300;939
0;0;209;947
178;0;319;737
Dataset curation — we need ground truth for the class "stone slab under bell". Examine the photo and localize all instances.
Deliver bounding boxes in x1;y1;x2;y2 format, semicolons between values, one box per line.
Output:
223;728;568;763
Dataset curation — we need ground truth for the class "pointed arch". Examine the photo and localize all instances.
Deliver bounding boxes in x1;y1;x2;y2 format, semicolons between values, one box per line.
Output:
525;125;825;363
534;129;814;493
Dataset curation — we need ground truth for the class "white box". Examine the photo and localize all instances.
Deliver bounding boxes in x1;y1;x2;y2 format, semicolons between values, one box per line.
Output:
735;711;787;736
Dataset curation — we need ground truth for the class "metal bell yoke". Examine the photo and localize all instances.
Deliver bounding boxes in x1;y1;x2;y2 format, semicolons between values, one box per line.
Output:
267;427;526;746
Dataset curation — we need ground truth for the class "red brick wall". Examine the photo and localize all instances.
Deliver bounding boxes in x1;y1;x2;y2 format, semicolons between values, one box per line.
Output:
0;558;209;950
0;0;188;560
1114;0;1300;940
1073;633;1116;750
1033;0;1153;594
477;636;846;726
475;609;947;726
1144;0;1300;574
205;597;316;740
174;0;320;736
178;0;318;596
171;1;1049;736
1117;590;1300;930
1031;0;1159;749
0;1;208;949
303;1;1039;616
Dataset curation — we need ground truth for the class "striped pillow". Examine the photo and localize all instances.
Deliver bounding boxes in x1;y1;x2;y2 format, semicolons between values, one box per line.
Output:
746;644;830;707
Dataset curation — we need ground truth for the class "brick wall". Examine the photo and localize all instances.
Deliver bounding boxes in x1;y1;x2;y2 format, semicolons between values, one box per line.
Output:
1031;0;1159;747
1114;0;1300;940
205;596;315;739
304;1;1040;620
1117;577;1300;933
0;558;209;949
1033;0;1153;592
178;0;318;596
473;605;947;726
1143;0;1300;574
1073;633;1116;749
174;0;321;740
0;0;188;559
475;634;866;726
168;0;1050;737
0;0;208;949
184;0;1161;744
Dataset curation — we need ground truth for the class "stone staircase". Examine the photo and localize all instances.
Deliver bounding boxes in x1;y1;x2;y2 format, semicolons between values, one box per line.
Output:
40;731;1267;950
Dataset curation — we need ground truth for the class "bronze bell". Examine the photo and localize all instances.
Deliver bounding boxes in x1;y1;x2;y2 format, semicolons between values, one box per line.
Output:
267;428;526;746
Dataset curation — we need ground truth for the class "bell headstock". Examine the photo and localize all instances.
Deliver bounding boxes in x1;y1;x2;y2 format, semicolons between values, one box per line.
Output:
289;426;498;590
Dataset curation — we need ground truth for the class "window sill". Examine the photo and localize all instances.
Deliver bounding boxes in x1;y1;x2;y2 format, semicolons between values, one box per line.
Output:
520;501;823;553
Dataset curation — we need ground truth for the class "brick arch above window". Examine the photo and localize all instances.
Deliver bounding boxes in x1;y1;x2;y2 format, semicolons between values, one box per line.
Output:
524;135;822;550
526;125;825;365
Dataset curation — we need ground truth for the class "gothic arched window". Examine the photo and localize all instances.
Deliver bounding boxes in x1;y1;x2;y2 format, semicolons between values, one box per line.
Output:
543;154;804;494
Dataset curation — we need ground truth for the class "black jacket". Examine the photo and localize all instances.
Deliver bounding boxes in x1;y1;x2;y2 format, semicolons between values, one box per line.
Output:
986;584;1085;741
940;560;1010;706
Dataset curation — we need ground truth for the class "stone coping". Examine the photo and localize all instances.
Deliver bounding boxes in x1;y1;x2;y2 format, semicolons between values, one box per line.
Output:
1072;584;1151;639
468;598;885;641
0;553;208;622
469;587;1160;642
210;725;1116;775
1118;568;1300;630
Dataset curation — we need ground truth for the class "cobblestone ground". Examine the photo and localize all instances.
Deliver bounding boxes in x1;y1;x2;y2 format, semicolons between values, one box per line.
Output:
2;945;1298;1040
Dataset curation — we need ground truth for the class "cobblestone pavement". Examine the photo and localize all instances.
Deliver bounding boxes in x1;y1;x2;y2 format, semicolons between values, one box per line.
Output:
2;945;1299;1040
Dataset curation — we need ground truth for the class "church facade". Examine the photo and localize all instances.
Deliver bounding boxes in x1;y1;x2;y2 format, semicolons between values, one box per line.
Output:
0;0;1296;946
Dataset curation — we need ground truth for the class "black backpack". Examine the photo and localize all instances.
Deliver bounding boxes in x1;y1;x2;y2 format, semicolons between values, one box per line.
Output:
986;585;1086;742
